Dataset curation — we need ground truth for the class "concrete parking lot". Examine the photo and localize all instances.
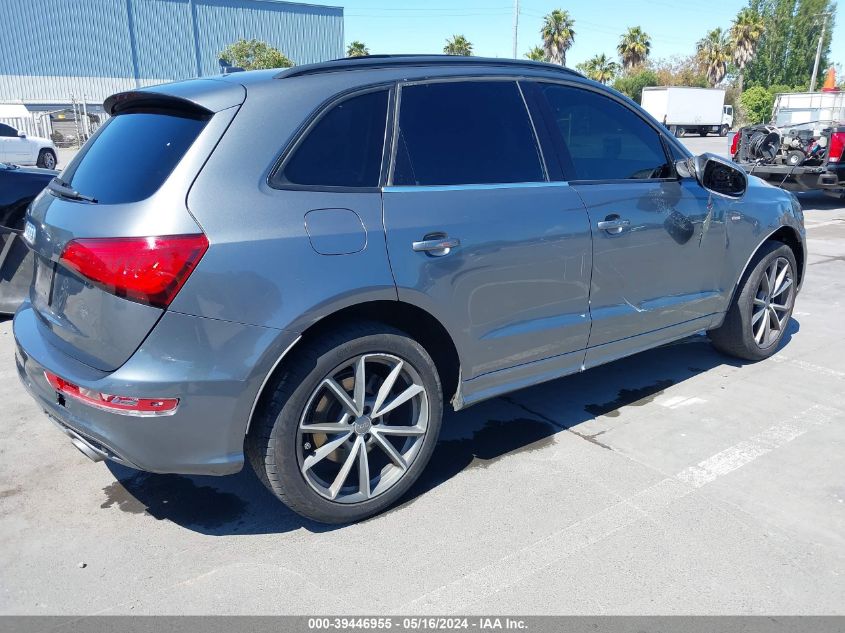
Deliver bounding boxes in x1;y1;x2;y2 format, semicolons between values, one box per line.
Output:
1;135;843;615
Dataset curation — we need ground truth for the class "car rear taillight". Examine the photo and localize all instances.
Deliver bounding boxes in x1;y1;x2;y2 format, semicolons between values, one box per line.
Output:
59;234;208;309
730;131;740;156
827;132;845;163
44;371;179;416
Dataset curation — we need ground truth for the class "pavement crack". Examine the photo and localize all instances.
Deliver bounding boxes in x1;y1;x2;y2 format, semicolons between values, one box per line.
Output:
500;396;613;450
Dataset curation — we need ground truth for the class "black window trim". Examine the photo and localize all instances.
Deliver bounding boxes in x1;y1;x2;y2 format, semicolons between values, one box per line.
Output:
524;77;687;185
386;75;550;188
267;83;396;193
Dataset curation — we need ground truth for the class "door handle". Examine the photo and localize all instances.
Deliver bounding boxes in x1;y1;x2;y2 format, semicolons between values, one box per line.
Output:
412;236;460;256
597;217;631;234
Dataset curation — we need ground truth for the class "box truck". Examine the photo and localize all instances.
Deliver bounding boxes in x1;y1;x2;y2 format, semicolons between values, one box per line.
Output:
640;86;733;137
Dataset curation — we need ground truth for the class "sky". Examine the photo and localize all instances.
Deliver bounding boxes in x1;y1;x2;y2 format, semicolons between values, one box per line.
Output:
319;0;843;73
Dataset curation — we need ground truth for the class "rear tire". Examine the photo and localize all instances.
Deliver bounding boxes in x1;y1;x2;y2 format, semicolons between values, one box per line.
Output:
719;124;730;137
708;242;797;361
699;129;708;137
36;149;57;169
246;322;443;524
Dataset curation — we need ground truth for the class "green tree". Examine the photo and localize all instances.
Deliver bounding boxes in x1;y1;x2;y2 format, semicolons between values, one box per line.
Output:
219;38;294;70
617;26;651;72
650;55;709;87
541;9;575;66
744;0;836;89
696;27;732;86
525;46;548;62
730;8;765;93
346;41;369;57
739;85;775;123
577;53;620;84
612;69;659;103
443;34;473;56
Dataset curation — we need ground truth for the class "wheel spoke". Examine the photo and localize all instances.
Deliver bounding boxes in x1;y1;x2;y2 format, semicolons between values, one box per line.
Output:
773;263;789;295
771;277;793;298
766;265;776;297
753;297;767;307
373;384;424;418
302;431;353;473
754;309;768;343
372;360;404;417
770;302;789;312
357;438;371;499
751;308;766;325
353;356;367;415
768;306;781;330
300;421;351;434
373;424;425;436
323;378;358;417
327;436;362;500
372;432;407;471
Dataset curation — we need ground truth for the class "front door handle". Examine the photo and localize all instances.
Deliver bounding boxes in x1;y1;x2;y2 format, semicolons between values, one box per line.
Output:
597;216;631;234
412;235;460;256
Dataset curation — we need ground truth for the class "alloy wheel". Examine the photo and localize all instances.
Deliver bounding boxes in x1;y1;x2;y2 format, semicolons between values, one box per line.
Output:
751;256;794;348
297;353;429;504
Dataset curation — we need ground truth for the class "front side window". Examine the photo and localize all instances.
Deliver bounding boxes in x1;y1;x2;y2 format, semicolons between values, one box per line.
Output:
0;124;17;137
276;89;389;189
392;80;545;186
539;84;672;181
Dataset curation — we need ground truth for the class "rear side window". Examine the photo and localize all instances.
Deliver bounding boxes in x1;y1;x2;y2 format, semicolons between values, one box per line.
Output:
539;84;672;181
62;111;206;204
392;81;544;186
0;124;17;137
275;89;389;188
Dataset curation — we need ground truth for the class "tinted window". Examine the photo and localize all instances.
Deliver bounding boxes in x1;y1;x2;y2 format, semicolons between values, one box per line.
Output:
539;84;672;181
0;124;17;137
279;89;389;188
62;111;206;204
393;81;544;186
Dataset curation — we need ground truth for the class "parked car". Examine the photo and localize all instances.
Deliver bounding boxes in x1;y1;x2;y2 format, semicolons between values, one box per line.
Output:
14;56;806;523
731;91;845;195
0;162;57;314
0;123;58;169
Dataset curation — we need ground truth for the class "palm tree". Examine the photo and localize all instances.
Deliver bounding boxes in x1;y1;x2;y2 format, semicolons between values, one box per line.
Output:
730;8;765;93
525;46;547;62
697;27;732;86
443;34;473;56
617;26;651;72
579;53;619;84
346;41;369;58
541;9;575;66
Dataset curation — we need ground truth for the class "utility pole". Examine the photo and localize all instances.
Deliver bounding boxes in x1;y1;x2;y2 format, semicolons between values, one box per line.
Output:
512;0;519;59
809;12;831;92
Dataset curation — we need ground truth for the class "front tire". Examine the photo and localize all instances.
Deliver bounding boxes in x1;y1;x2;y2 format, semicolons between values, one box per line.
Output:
246;322;443;524
708;242;797;361
36;149;57;169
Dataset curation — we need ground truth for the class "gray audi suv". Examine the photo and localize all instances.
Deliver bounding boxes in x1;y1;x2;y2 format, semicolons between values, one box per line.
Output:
14;56;806;523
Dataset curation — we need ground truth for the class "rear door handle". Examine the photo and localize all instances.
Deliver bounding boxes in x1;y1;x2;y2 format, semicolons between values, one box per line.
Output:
412;236;460;256
597;217;631;234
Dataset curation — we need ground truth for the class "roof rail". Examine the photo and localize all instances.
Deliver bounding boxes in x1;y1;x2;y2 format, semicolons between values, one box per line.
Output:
275;55;583;80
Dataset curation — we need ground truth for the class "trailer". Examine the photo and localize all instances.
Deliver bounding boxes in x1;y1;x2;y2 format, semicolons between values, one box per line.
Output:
641;86;733;137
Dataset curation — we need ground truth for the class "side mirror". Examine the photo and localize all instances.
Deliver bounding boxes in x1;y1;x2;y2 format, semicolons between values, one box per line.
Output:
676;152;747;198
17;131;26;139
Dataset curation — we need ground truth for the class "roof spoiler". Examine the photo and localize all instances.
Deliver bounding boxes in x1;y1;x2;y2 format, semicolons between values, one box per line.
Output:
104;79;246;115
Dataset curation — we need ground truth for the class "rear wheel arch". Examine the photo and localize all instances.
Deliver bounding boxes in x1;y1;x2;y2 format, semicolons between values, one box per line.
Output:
246;300;461;437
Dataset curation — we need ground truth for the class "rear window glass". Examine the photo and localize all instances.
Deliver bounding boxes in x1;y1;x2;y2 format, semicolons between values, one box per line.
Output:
62;111;207;204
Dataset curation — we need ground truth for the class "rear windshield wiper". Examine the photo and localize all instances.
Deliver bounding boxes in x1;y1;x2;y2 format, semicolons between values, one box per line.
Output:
48;178;98;203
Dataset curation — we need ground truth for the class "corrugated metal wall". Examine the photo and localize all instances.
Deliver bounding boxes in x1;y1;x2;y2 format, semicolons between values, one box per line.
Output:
0;0;343;105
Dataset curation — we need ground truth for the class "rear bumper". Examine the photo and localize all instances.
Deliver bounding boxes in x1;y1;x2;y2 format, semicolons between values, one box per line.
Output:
13;303;298;476
741;162;845;191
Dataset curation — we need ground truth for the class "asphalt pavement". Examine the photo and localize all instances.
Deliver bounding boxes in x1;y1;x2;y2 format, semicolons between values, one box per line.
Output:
1;135;843;615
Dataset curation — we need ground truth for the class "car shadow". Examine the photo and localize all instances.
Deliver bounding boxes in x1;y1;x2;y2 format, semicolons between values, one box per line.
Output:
103;319;799;535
